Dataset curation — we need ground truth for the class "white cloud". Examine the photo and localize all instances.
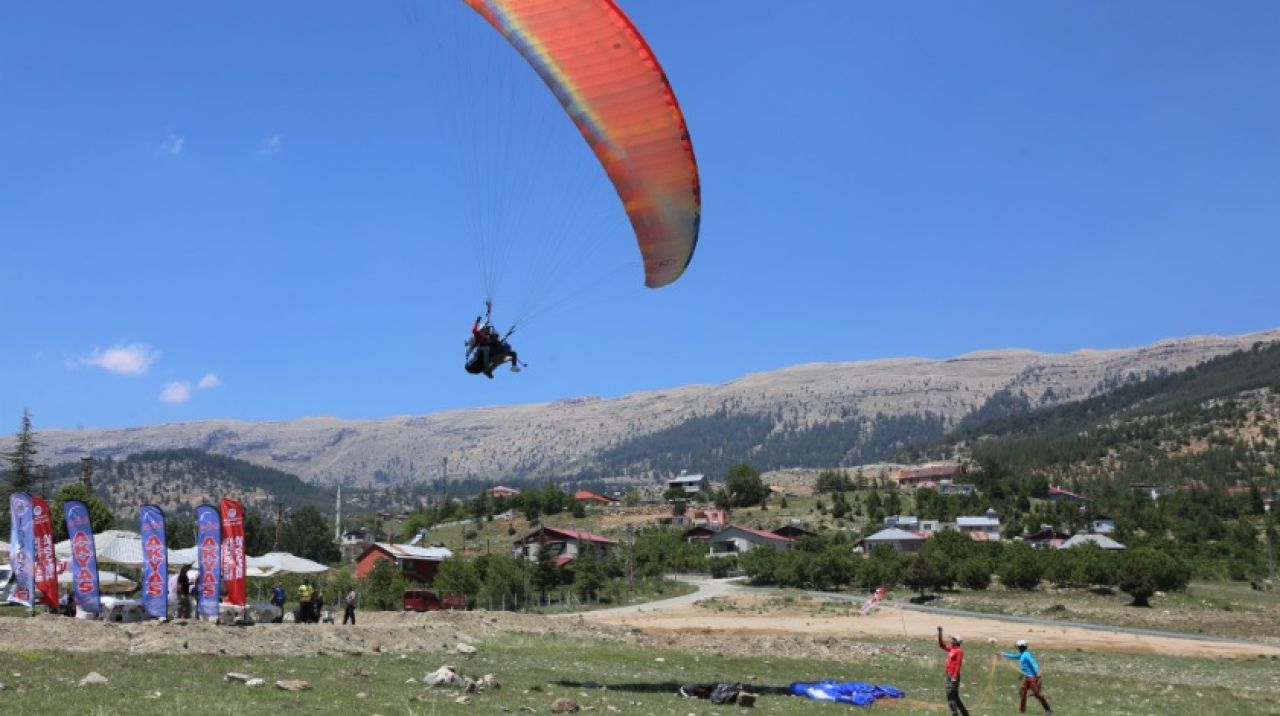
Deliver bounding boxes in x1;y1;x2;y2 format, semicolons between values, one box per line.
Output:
258;134;282;155
161;129;185;156
158;380;192;404
197;373;221;389
77;343;160;375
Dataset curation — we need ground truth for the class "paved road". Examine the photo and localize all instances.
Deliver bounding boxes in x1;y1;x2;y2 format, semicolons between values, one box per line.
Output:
559;575;739;618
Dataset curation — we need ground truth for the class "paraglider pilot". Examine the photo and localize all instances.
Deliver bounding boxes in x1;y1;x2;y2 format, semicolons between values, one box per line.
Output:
466;311;521;379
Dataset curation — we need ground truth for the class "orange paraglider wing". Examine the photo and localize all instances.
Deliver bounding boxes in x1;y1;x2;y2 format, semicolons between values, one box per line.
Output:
462;0;701;288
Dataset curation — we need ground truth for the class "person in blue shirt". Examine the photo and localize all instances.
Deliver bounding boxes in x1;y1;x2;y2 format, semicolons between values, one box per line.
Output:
1001;640;1052;715
270;580;286;622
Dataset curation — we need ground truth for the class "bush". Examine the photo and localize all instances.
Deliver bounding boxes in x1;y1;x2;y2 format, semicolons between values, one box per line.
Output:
359;559;408;611
957;558;991;590
997;544;1044;591
740;546;781;585
904;556;944;597
708;556;737;578
1118;548;1192;607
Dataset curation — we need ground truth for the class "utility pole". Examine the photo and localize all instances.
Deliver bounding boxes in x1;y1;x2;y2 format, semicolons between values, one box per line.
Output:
440;457;448;504
334;484;342;543
79;456;94;492
274;504;286;551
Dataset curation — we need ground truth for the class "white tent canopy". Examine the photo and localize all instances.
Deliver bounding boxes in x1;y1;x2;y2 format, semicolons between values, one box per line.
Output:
54;530;196;568
245;552;328;578
59;568;136;594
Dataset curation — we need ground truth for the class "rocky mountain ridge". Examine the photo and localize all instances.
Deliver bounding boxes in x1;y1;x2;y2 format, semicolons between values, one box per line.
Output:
10;329;1279;487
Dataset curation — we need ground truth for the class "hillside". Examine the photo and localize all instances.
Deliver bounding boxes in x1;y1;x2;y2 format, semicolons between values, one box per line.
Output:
45;449;335;517
8;329;1280;487
927;340;1280;494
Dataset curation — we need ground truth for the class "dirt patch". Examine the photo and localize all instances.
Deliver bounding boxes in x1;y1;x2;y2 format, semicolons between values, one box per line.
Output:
585;593;1280;661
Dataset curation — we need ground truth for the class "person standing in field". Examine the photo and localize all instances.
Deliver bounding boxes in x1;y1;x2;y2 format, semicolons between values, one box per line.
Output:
297;580;314;623
937;626;969;716
1002;639;1052;715
343;588;357;625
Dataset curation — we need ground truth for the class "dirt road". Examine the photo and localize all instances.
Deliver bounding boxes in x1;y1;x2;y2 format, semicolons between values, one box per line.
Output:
583;578;1280;660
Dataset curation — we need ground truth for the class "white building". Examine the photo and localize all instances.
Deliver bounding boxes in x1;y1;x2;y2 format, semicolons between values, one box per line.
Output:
956;509;1001;538
667;472;710;496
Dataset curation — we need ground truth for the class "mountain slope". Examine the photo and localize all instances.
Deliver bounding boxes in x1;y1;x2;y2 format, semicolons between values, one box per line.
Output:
930;340;1280;490
46;449;335;517
10;329;1280;486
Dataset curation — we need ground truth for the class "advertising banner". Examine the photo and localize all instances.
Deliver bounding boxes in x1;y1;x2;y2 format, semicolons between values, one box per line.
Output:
139;504;168;619
31;495;58;609
219;498;246;607
63;500;102;614
195;504;222;619
7;492;34;607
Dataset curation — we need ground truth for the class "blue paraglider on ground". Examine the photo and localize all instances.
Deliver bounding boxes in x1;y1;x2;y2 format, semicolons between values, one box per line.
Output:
788;681;906;707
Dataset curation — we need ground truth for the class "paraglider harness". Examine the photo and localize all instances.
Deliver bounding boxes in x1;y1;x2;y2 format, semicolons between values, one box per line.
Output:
465;302;526;377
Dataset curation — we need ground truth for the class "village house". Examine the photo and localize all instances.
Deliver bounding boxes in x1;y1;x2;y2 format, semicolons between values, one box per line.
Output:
513;526;619;566
1089;515;1116;534
667;472;711;496
1047;486;1090;504
572;489;618;505
355;542;453;584
486;485;521;498
895;463;965;489
340;528;374;562
1059;533;1126;551
771;521;817;540
682;524;719;542
1020;526;1072;550
956;509;1001;538
883;515;919;530
707;525;792;556
861;527;927;554
936;480;976;497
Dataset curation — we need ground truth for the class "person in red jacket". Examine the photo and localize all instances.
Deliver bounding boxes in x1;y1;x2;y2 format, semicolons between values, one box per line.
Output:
468;316;496;378
937;626;969;716
467;316;522;378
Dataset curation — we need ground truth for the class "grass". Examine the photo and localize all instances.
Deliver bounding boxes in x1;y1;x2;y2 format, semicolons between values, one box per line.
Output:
3;633;1279;715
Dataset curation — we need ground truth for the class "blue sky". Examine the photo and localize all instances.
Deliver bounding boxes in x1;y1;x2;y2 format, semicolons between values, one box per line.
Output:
2;0;1278;430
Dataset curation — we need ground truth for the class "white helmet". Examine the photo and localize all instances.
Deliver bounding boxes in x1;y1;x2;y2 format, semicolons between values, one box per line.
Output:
1015;639;1028;648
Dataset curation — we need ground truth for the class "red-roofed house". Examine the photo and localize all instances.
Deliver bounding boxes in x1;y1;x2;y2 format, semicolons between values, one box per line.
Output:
355;543;453;584
707;525;793;557
572;490;618;505
513;526;619;565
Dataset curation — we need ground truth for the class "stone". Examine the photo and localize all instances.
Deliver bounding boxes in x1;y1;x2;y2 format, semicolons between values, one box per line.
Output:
456;643;478;655
550;697;580;713
79;672;108;686
736;691;757;707
246;679;266;688
455;695;472;705
224;672;253;683
478;673;500;690
275;680;312;692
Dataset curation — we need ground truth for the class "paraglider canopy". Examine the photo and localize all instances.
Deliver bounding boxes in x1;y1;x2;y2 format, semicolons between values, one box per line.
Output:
460;0;701;289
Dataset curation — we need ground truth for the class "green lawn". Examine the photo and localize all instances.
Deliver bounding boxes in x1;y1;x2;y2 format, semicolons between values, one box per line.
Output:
2;633;1278;715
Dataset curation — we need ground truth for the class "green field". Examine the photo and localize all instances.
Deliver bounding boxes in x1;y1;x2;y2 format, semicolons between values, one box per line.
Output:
3;633;1279;715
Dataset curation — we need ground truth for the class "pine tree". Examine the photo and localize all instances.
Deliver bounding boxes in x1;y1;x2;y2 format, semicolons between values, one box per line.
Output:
4;407;41;494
